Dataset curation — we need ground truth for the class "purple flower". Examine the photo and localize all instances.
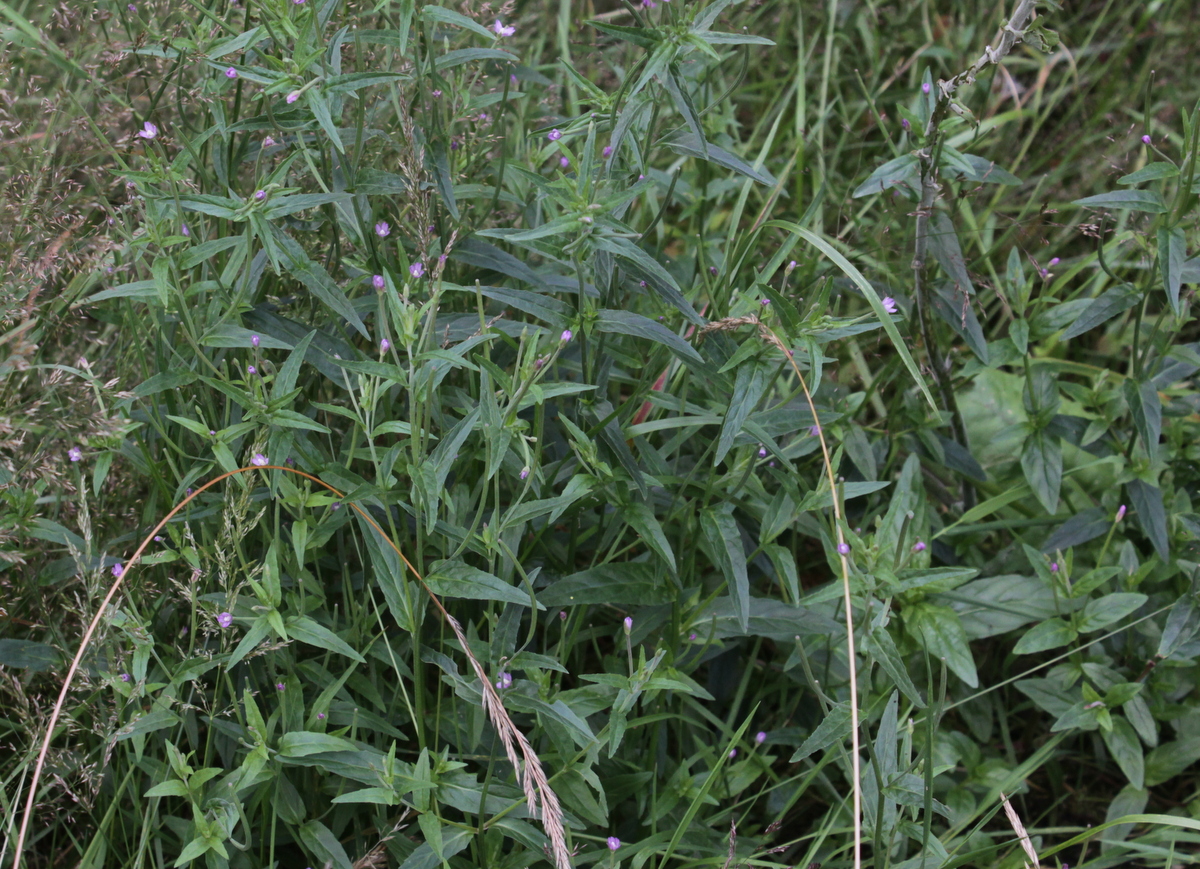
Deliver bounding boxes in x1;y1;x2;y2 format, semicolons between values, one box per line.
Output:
708;265;718;276
68;446;83;462
431;89;442;98
293;0;305;4
728;749;738;759
112;562;124;577
560;329;573;343
560;156;570;168
689;632;697;640
127;3;136;10
1116;504;1126;521
373;274;385;290
1050;562;1059;573
547;129;562;141
758;445;767;458
881;296;898;314
495;672;513;690
913;541;926;552
217;612;233;628
251;334;260;347
276;682;286;691
380;338;391;353
286;91;300;104
922;82;931;94
247;365;257;375
478;112;490;123
137;121;158;139
837;543;851;555
901;118;911;131
520;468;529;480
1048;257;1060;267
607;838;621;852
603;146;613;157
263;136;276;148
1142;134;1151;145
317;712;325;719
785;260;797;274
375;221;390;238
251;453;268;467
755;731;767;744
225;67;238;79
450;139;460;151
493;19;515;36
761;298;771;306
154;535;163;542
121;673;130;682
623;616;633;633
181;224;189;237
254;189;266;201
559;610;567;620
409;262;425;278
808;425;821;437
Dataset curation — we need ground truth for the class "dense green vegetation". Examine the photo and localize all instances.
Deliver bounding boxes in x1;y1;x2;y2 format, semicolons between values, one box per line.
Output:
3;1;1200;868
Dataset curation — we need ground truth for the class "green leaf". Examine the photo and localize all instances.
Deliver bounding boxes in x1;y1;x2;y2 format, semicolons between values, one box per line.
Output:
1060;284;1140;340
701;504;749;632
1077;593;1147;633
593;235;704;325
790;702;851;761
1014;617;1077;654
852;154;919;198
621;502;676;572
540;563;669;607
1144;737;1200;787
144;780;190;798
595;308;706;367
1124;377;1161;459
268;224;368;339
1158;596;1200;659
1020;431;1061;513
1126;479;1169;561
928;212;974;295
1117;162;1178;185
0;639;60;671
421;5;502;41
1072;189;1168;213
285;615;366;662
298;820;353;869
425;560;540;608
863;628;925;708
1159;227;1186;316
905;602;978;687
715;362;768;466
661;130;776;185
278;731;359;757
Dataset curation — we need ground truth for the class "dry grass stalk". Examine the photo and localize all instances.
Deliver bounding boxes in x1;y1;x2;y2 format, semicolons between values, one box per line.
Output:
1000;792;1040;869
12;465;572;869
701;314;863;869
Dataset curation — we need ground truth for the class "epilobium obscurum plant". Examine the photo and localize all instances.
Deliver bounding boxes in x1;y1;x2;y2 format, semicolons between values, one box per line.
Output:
8;0;1200;868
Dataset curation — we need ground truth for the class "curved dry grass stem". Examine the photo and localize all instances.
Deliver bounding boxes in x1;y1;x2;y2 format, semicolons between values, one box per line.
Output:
12;465;571;869
699;316;862;869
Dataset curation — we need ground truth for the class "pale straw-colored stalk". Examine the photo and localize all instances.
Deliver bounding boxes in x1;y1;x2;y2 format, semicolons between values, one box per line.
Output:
11;465;571;869
699;315;861;869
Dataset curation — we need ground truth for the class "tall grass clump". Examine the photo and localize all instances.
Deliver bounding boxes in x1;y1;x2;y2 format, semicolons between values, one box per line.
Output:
4;1;1200;869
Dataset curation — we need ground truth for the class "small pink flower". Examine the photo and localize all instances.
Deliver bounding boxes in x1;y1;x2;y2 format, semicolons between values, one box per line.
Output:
375;221;390;237
808;425;820;437
495;672;513;690
254;189;266;201
785;260;797;274
380;338;391;353
263;136;276;148
121;672;131;682
251;334;260;347
623;616;633;633
603;146;613;157
519;468;529;480
607;838;621;852
493;19;515;37
755;731;767;744
112;562;124;577
1048;257;1060;267
1116;504;1126;521
409;262;425;278
68;446;83;462
881;296;898;314
251;453;268;467
560;329;573;343
901;118;911;131
247;365;256;375
373;274;385;290
728;749;738;759
1050;562;1059;573
689;632;697;640
286;91;300;104
758;445;767;458
431;89;442;98
137;121;158;139
276;682;286;691
760;298;771;306
225;67;238;79
559;610;567;620
1142;134;1151;145
317;712;325;719
547;129;562;141
913;541;926;552
217;612;233;628
922;82;931;94
837;543;851;555
181;224;189;237
560;156;570;168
